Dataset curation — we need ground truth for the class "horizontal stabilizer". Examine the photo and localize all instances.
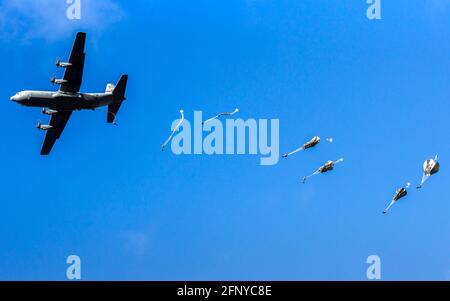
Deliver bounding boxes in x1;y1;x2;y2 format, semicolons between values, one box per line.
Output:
107;103;122;124
107;75;128;123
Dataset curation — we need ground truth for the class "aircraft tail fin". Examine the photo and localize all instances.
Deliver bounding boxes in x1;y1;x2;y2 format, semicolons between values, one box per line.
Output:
113;74;128;101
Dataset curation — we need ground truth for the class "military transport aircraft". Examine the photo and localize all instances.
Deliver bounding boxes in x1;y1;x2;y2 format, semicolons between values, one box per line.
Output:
11;32;128;155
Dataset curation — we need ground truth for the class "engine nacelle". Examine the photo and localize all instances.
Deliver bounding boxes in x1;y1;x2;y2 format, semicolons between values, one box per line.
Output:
50;75;68;85
42;108;58;116
55;58;72;68
36;122;53;131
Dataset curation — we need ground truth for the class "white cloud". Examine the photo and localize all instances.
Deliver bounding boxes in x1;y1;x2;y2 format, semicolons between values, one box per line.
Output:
0;0;125;43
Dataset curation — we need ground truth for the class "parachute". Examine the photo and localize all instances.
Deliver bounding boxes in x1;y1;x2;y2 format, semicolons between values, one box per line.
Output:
302;158;344;183
383;182;410;214
161;110;185;151
282;136;333;158
417;155;440;189
202;108;239;125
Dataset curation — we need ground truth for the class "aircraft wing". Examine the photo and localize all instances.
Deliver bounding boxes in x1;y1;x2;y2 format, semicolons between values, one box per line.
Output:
59;32;86;93
40;111;73;155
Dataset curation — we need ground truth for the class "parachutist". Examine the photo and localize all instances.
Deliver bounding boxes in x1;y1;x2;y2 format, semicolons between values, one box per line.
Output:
302;158;344;183
383;183;410;214
283;136;332;158
417;155;440;189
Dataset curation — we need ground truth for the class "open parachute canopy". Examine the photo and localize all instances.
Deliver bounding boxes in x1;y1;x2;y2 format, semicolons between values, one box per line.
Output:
302;158;344;184
417;155;440;189
282;136;333;158
383;182;410;214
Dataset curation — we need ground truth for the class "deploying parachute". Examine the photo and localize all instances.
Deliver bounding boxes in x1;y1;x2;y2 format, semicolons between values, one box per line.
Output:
383;182;410;214
302;158;344;183
282;136;333;158
161;110;185;151
202;108;239;125
416;155;440;189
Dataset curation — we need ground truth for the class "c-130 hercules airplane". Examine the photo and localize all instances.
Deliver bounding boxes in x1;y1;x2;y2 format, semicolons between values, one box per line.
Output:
11;32;128;155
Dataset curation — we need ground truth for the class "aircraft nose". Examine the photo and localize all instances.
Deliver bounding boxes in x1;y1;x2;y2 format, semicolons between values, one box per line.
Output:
11;94;24;103
10;94;18;102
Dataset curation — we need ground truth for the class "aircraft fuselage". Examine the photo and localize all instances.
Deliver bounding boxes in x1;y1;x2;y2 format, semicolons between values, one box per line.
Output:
11;90;116;111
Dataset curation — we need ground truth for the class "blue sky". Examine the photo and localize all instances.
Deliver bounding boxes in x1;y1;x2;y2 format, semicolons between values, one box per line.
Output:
0;0;449;280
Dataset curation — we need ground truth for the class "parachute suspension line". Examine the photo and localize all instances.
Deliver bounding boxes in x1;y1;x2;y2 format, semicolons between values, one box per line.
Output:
283;145;305;158
383;200;396;214
161;110;185;151
302;170;320;184
202;108;239;125
417;174;429;189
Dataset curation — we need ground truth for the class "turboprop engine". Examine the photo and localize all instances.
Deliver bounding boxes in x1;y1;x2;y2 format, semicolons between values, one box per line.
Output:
50;75;68;85
36;121;53;131
42;108;58;116
55;57;72;68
